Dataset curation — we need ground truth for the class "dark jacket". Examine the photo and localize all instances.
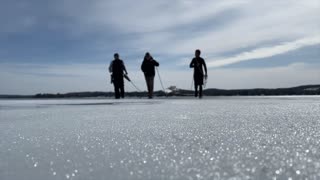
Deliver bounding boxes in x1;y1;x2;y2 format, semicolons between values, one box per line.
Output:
109;59;127;77
190;57;207;76
141;58;159;76
190;57;207;85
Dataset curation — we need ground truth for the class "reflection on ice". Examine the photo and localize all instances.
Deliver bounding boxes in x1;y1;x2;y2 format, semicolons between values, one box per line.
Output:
0;97;320;179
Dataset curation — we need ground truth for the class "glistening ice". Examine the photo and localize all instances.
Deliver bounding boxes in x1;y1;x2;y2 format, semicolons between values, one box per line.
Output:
0;97;320;179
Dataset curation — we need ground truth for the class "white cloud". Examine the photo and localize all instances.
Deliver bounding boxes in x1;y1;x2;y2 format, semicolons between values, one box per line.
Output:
159;0;320;55
82;0;319;64
81;0;247;33
206;36;320;67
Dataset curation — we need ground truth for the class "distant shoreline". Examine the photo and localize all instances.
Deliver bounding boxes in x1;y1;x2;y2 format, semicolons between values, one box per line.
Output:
0;84;319;99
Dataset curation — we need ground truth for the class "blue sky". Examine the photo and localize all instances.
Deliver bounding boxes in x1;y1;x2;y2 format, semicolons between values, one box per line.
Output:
0;0;319;94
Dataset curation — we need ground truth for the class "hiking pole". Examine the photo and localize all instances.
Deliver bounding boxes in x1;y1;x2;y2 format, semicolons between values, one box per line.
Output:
130;81;142;92
156;67;167;96
191;77;194;90
124;74;142;92
203;75;208;88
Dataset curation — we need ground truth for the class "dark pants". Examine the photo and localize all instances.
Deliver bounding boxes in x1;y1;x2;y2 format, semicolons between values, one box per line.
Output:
113;76;124;99
194;84;203;98
145;75;154;98
194;74;204;98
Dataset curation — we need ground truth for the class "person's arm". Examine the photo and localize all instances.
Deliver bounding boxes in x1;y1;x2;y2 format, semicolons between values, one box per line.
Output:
153;60;159;66
108;61;113;73
189;59;195;68
122;61;128;74
203;59;207;76
141;60;145;72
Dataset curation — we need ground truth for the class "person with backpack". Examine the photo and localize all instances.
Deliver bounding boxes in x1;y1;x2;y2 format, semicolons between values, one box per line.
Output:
190;49;207;98
109;53;128;99
141;52;159;99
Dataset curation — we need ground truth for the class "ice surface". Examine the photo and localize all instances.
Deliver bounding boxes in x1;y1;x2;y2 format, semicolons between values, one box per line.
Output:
0;97;320;180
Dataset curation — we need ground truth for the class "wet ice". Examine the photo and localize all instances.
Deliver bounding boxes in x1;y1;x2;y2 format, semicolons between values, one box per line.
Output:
0;97;320;179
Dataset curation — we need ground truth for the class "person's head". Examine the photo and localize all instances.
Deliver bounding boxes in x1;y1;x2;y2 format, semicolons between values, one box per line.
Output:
114;53;119;60
195;49;201;57
145;52;152;60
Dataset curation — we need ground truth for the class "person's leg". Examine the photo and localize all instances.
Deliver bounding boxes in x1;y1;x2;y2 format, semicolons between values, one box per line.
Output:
114;76;122;99
145;76;151;98
113;85;117;98
146;76;154;98
120;79;125;98
194;75;199;97
114;83;120;99
199;85;203;98
194;83;198;97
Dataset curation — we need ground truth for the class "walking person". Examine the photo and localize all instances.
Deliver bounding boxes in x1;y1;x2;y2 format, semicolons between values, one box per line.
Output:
141;52;159;99
109;53;128;99
190;49;207;98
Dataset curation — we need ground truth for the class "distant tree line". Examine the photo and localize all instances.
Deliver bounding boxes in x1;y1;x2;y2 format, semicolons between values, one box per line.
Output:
0;85;319;99
202;85;320;96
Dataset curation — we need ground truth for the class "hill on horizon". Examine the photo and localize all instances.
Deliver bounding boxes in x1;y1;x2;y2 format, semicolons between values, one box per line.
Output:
0;84;319;98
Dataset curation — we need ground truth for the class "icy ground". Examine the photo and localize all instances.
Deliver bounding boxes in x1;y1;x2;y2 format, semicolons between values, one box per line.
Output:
0;97;320;180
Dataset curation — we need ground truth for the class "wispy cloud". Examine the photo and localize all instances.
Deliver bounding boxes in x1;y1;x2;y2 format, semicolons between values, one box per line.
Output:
207;36;320;68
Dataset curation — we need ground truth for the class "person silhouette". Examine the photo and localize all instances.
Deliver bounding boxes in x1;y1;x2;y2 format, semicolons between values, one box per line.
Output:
190;49;207;98
109;53;128;99
141;52;159;99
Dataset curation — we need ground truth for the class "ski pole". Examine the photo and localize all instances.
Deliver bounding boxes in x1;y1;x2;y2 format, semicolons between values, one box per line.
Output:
124;74;142;92
156;67;167;96
130;81;142;92
203;75;208;88
191;77;194;90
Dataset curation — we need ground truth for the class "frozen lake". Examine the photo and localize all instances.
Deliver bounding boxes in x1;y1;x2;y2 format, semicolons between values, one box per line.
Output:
0;96;320;180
